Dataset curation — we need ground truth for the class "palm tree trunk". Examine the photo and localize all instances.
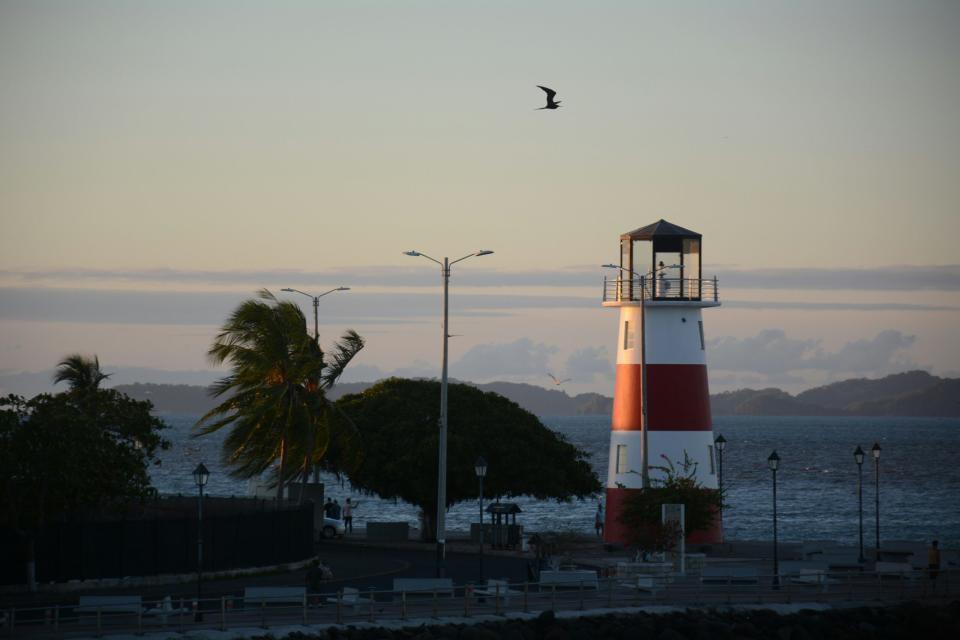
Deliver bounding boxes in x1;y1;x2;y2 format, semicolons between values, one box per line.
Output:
276;438;286;502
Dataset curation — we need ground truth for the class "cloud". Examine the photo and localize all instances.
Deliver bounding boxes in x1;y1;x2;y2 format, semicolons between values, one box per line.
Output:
563;346;614;382
4;263;960;291
452;338;558;380
708;329;919;376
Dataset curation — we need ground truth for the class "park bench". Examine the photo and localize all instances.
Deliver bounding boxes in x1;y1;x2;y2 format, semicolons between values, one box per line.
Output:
473;579;523;604
392;578;454;597
539;570;599;589
76;595;143;615
700;567;759;585
618;574;663;594
325;587;374;609
243;586;306;607
874;562;915;578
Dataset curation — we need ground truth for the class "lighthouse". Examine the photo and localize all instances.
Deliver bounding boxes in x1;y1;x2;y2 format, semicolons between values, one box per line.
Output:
602;220;721;544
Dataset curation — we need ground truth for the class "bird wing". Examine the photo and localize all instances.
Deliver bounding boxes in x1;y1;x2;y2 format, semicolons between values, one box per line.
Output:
548;373;559;383
537;85;557;101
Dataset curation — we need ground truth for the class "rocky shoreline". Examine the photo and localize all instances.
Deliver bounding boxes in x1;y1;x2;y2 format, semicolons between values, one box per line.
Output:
269;602;959;640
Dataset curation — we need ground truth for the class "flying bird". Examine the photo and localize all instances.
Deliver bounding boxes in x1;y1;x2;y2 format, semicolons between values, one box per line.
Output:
548;373;571;386
536;85;561;110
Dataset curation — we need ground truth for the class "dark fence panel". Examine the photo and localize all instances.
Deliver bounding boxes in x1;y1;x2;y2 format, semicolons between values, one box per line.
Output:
0;500;313;585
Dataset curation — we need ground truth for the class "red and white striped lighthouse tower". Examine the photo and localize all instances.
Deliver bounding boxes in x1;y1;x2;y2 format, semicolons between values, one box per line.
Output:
602;220;721;545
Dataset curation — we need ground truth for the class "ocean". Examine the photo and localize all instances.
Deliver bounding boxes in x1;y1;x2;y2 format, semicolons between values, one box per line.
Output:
152;414;960;547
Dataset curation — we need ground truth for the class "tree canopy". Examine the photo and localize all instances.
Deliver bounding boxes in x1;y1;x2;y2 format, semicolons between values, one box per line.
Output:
331;378;602;538
195;289;364;499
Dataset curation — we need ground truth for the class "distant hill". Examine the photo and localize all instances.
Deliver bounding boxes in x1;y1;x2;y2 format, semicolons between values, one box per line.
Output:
115;371;960;418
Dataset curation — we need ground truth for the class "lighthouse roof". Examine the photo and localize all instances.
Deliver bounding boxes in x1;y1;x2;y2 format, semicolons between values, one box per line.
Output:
621;219;701;241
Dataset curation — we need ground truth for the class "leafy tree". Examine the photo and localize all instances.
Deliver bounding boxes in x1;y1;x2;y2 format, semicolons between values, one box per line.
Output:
195;289;364;500
332;378;602;540
618;451;722;555
0;383;168;589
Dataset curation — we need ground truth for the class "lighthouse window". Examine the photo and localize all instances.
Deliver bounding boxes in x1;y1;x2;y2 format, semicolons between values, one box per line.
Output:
698;321;705;350
623;321;634;350
615;445;628;473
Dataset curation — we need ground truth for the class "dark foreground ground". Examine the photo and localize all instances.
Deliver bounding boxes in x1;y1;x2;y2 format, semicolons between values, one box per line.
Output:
253;601;960;640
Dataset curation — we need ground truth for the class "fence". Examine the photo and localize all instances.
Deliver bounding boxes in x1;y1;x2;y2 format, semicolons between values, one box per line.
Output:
0;500;314;585
2;568;954;638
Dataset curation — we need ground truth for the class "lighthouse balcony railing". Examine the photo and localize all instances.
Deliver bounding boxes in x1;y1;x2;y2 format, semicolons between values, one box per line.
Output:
602;277;719;303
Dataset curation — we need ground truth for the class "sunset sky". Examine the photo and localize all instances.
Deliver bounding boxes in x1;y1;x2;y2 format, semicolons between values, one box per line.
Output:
1;0;958;398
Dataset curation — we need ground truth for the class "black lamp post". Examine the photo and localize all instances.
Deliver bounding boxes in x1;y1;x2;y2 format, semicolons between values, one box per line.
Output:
854;446;865;563
767;451;780;588
475;456;487;580
715;434;726;539
872;442;881;558
192;462;210;621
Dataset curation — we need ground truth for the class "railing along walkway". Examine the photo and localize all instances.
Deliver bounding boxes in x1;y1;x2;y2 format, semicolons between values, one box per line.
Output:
2;568;954;638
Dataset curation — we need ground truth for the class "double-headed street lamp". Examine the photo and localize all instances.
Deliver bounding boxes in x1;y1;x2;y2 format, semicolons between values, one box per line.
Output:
192;462;210;621
475;456;488;580
854;446;866;563
767;450;780;588
405;249;494;577
715;434;726;539
280;287;350;342
872;442;882;557
602;262;679;488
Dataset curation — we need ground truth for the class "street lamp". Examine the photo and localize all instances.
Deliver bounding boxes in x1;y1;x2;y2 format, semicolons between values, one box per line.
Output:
602;262;680;488
854;446;865;563
715;434;726;539
405;248;494;577
192;462;210;621
872;442;881;558
280;287;350;342
767;451;780;588
475;456;488;580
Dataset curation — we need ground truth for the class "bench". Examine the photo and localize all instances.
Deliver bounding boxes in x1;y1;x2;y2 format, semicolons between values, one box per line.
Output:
76;596;143;614
325;587;374;609
474;579;523;604
619;574;663;593
539;570;599;589
392;578;454;596
243;586;306;606
875;562;914;578
700;567;759;585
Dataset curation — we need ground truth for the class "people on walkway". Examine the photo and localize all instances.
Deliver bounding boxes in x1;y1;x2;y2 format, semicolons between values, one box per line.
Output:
343;498;359;533
331;499;342;520
323;498;334;518
595;503;604;538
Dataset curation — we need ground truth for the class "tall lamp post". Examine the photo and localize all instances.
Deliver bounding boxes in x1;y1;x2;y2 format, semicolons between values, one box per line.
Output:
872;442;881;558
602;262;679;488
715;434;726;538
280;286;350;342
192;463;210;621
854;446;865;563
405;249;494;577
475;456;487;580
767;451;780;588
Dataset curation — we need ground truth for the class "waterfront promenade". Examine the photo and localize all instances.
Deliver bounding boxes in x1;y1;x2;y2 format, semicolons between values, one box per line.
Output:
1;529;956;638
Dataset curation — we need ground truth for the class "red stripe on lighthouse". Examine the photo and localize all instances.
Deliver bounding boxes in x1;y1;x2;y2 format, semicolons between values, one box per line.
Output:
646;364;711;429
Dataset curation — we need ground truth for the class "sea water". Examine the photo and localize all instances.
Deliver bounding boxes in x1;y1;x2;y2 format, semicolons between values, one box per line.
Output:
151;414;960;547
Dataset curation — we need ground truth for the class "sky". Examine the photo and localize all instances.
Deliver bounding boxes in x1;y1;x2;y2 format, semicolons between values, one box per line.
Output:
1;0;958;399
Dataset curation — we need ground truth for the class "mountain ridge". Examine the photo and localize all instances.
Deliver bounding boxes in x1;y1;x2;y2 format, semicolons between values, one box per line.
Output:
113;370;960;418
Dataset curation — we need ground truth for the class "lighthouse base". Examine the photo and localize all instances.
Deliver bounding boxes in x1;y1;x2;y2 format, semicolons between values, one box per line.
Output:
603;487;722;546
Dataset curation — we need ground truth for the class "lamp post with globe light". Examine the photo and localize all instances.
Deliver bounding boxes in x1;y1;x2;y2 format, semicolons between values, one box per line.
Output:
872;442;881;557
715;434;726;539
854;446;865;563
192;463;210;621
768;451;780;588
475;456;487;580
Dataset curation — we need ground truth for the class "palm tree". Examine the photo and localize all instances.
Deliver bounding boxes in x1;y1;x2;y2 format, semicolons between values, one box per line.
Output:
195;289;363;501
53;354;111;420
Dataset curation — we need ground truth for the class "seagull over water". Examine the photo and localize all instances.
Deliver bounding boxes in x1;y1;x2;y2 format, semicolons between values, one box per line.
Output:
536;85;561;110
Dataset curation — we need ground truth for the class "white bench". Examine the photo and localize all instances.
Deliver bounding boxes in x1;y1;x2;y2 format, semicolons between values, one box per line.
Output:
701;567;759;585
474;579;523;604
76;596;143;614
325;587;374;609
392;578;454;596
619;574;662;593
243;586;306;606
539;570;598;589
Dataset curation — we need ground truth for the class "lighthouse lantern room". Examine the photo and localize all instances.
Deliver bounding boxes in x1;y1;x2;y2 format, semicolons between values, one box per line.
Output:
602;219;721;545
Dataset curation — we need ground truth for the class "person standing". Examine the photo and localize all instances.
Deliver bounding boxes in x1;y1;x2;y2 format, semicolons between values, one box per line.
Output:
595;503;604;538
343;498;359;534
